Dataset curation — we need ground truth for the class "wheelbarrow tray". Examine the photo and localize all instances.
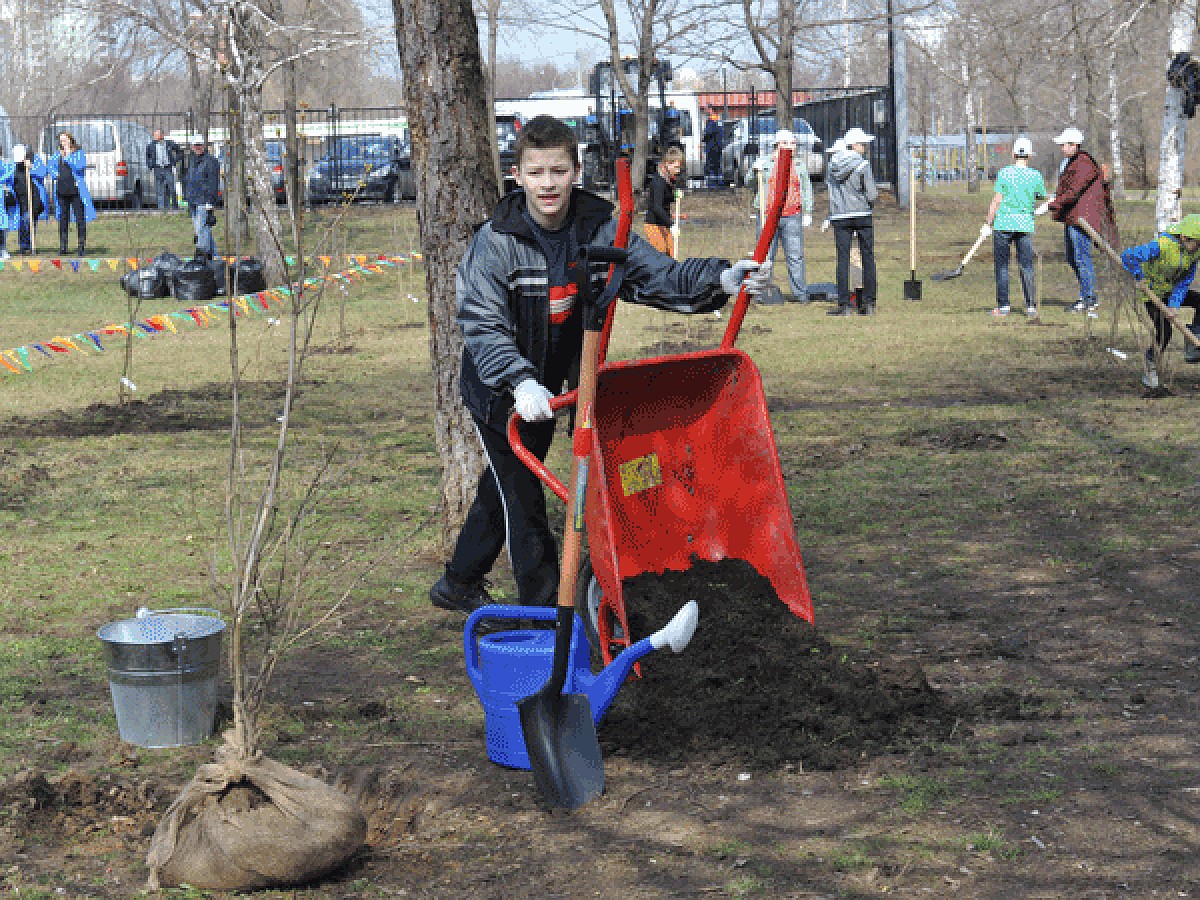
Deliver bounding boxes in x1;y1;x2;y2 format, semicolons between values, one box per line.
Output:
585;346;813;658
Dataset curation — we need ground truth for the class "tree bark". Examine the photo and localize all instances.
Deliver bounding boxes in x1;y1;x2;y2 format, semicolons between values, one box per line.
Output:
392;0;494;548
1155;0;1197;231
1107;49;1125;200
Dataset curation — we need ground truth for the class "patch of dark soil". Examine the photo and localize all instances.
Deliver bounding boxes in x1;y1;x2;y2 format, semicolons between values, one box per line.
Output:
0;382;291;438
901;424;1009;451
599;559;962;771
0;768;164;839
0;448;50;508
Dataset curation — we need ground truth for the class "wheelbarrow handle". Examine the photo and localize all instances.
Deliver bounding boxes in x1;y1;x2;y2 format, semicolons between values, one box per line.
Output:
507;390;578;504
721;145;792;350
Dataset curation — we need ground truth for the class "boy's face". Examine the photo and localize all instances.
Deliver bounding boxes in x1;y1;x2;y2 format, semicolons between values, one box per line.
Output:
516;147;578;230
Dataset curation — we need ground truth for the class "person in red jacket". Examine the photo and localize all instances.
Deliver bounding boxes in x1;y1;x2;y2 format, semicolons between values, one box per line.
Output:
1047;127;1118;315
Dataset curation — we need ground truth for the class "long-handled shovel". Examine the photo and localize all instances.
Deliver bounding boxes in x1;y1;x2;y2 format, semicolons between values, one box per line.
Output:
931;228;988;281
23;159;36;255
517;164;634;811
1077;219;1200;352
904;154;922;300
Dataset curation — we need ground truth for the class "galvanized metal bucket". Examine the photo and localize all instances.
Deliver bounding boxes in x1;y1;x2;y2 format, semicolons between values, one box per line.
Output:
96;608;225;748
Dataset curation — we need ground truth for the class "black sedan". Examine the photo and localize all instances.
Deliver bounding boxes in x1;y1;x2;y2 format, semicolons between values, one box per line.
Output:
305;136;416;204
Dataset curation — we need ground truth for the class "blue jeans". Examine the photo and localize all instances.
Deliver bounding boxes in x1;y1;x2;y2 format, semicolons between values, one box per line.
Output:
191;206;215;257
1064;224;1096;305
155;169;177;209
993;231;1035;308
764;214;807;299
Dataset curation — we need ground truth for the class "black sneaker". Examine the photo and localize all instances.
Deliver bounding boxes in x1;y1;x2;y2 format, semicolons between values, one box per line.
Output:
827;304;858;316
1068;300;1088;313
429;573;492;614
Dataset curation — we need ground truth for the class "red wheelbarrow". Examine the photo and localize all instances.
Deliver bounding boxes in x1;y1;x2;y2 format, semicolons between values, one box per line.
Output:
510;154;813;667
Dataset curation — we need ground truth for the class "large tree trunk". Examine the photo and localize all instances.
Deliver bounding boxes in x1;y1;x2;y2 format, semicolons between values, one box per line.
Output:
392;0;495;548
774;0;795;127
962;61;979;194
1156;0;1197;231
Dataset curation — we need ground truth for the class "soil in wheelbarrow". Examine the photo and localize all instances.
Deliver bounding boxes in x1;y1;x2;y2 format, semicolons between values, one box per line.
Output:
599;559;962;771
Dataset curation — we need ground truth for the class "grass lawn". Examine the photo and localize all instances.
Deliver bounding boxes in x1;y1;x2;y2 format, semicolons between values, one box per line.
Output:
1;185;1198;897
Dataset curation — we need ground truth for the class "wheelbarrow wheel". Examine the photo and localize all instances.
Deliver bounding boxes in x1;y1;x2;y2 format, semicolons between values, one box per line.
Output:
574;558;605;674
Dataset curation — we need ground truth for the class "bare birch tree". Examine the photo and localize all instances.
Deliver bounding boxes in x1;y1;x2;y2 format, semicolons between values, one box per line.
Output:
1156;0;1197;230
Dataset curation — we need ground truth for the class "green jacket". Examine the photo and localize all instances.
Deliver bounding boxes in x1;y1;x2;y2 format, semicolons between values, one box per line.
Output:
1121;233;1200;307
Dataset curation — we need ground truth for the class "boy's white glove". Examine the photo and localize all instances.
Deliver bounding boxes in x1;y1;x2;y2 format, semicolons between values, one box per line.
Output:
513;379;554;422
802;214;812;227
720;259;769;296
1034;202;1050;216
980;223;993;238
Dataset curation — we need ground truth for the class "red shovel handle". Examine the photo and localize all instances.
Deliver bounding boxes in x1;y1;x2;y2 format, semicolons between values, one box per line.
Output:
598;157;635;365
721;146;792;350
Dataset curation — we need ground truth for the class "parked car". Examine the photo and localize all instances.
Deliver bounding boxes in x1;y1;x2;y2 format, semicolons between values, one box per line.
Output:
265;139;288;204
41;119;154;208
305;136;415;204
496;113;521;193
722;115;824;187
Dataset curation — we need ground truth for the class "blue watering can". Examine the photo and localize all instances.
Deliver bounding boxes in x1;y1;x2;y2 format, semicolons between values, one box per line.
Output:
463;601;699;770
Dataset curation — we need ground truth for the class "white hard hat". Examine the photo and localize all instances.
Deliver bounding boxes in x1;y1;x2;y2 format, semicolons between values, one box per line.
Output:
1012;138;1033;158
830;138;846;154
843;127;875;145
1053;127;1084;145
12;144;25;163
774;129;795;145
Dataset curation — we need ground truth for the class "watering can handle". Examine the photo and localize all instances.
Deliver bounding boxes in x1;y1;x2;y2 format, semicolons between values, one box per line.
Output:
462;604;559;693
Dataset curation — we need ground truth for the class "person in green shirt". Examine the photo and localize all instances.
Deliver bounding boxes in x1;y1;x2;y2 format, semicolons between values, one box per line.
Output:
983;138;1048;316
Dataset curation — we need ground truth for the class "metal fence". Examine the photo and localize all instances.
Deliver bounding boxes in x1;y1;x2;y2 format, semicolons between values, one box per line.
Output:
796;87;896;190
4;106;413;209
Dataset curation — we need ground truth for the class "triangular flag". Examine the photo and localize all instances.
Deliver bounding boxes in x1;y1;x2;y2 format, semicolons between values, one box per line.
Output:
88;259;99;273
355;255;367;265
51;259;62;270
106;259;119;271
28;260;41;273
11;260;22;271
69;260;79;272
16;347;32;370
84;332;104;350
126;257;138;269
0;354;19;374
319;255;331;268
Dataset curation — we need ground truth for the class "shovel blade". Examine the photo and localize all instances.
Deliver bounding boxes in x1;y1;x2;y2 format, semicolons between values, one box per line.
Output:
929;268;962;281
518;687;604;809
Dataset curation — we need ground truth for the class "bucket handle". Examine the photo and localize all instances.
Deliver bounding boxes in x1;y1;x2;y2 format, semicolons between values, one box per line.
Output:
137;606;223;621
463;604;558;696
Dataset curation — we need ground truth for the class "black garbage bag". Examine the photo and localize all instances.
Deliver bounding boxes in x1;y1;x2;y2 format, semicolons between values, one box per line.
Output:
173;259;218;304
152;252;184;292
206;257;227;296
230;257;267;294
131;267;167;299
120;270;138;297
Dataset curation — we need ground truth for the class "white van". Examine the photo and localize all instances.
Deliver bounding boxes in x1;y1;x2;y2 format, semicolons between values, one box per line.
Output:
42;119;154;208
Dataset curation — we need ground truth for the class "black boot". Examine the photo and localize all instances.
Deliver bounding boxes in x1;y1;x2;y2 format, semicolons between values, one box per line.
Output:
858;300;876;316
827;303;857;316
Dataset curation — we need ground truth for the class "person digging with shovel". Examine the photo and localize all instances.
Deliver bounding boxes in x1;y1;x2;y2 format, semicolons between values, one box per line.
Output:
984;137;1047;317
826;127;878;316
430;115;772;615
1120;213;1200;389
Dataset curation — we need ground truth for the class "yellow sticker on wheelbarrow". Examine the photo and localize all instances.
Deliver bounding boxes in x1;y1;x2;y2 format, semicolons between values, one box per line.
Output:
619;453;662;497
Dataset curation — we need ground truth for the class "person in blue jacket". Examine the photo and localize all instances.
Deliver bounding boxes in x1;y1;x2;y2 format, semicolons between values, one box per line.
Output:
1121;213;1200;388
0;149;16;260
11;144;48;255
45;131;96;257
183;134;221;259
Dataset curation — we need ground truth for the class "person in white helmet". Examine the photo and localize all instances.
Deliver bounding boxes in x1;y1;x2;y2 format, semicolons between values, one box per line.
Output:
826;126;878;315
1047;126;1117;315
761;129;814;302
982;137;1047;316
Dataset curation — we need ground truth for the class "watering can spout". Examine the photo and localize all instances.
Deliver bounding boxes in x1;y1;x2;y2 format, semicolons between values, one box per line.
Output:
583;600;700;723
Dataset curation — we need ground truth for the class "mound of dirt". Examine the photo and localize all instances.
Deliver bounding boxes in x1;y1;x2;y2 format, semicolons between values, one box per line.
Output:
599;559;961;771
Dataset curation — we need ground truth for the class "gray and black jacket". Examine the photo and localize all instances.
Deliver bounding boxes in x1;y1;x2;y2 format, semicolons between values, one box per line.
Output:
827;149;878;222
456;188;731;430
